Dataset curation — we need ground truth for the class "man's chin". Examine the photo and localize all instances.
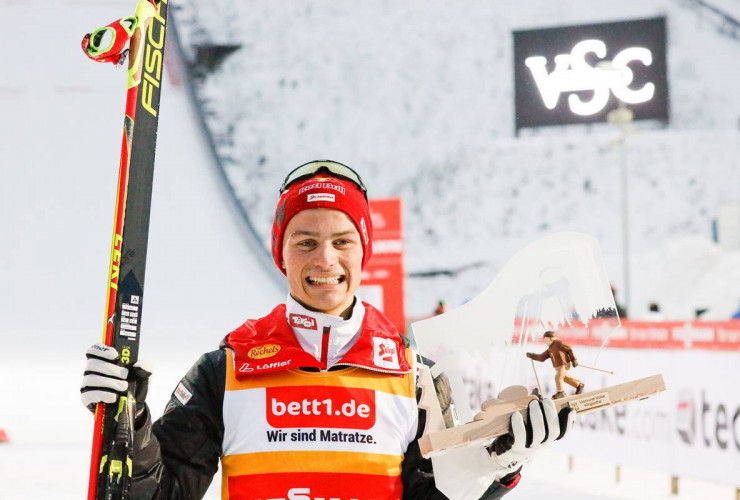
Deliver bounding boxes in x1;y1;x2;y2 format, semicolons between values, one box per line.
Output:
307;295;353;315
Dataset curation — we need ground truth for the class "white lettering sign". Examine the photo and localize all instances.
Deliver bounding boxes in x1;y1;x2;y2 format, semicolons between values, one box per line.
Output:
525;39;655;116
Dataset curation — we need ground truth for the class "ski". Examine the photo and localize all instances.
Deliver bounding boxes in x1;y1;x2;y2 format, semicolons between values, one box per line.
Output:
81;1;169;498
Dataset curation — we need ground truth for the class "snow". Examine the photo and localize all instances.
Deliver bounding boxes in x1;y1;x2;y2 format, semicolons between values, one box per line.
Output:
648;236;740;320
171;0;740;319
1;0;739;498
0;2;282;497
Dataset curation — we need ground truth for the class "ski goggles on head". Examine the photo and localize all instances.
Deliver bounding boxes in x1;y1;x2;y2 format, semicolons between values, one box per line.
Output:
279;160;368;200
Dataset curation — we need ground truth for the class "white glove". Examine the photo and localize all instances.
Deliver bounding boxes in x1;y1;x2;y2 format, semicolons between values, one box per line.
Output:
431;398;576;500
80;343;152;413
490;398;576;474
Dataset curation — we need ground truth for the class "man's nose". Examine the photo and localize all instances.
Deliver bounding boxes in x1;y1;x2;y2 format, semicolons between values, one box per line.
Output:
313;241;339;267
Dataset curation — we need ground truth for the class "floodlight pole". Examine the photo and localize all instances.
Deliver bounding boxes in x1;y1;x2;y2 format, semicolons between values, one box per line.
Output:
607;103;634;317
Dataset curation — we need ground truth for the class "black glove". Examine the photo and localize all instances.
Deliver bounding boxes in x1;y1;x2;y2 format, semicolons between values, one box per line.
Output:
80;343;152;413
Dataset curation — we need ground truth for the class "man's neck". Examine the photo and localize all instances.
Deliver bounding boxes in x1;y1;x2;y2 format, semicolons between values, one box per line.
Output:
285;295;366;369
288;295;357;320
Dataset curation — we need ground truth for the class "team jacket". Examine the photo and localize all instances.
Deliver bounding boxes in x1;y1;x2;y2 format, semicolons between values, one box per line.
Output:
130;300;519;499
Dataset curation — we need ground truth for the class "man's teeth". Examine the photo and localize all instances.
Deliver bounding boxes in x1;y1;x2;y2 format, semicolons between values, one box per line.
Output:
308;276;341;285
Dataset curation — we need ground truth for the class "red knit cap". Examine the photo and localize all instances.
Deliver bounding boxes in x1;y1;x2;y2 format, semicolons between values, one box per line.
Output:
271;174;373;273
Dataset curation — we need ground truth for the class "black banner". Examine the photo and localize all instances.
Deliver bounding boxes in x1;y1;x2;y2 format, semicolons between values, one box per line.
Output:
513;17;669;131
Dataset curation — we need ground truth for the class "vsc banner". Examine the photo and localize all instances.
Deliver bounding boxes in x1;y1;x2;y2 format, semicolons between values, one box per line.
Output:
513;17;669;130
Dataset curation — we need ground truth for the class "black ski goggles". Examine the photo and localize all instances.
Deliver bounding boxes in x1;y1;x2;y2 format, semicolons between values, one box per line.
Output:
279;160;368;200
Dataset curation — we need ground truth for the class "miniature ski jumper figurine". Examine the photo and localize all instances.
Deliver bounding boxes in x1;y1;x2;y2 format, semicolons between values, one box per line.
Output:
527;331;584;399
81;160;576;499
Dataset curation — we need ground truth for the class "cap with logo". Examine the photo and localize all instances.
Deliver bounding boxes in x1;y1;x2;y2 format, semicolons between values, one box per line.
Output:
271;160;373;274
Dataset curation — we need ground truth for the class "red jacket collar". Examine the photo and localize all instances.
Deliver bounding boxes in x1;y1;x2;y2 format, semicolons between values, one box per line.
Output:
224;303;411;378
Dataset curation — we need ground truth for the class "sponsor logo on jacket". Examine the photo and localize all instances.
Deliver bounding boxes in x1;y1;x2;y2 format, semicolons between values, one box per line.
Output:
248;343;281;359
228;474;391;500
174;382;192;405
284;487;358;500
372;337;400;370
267;385;376;429
238;360;291;373
289;314;317;330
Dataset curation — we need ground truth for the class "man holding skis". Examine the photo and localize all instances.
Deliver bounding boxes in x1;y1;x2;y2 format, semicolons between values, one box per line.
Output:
81;160;575;499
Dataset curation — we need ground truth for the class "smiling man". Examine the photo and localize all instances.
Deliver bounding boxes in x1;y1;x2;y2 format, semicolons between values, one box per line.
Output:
278;203;365;320
80;160;575;499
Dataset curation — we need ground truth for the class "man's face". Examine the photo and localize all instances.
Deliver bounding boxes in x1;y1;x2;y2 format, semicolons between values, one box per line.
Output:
282;208;363;318
545;336;553;346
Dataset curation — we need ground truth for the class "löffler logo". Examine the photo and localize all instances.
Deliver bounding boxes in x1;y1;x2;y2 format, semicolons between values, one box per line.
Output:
267;385;376;429
238;360;292;373
290;314;317;330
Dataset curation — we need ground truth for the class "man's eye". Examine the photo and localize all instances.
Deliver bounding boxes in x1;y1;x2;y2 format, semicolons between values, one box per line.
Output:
298;240;316;248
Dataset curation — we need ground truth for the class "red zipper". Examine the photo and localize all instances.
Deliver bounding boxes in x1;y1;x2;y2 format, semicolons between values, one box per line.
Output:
320;326;330;370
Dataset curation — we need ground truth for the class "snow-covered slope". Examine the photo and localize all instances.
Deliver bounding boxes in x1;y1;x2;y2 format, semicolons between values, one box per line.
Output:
0;1;284;347
171;0;740;318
